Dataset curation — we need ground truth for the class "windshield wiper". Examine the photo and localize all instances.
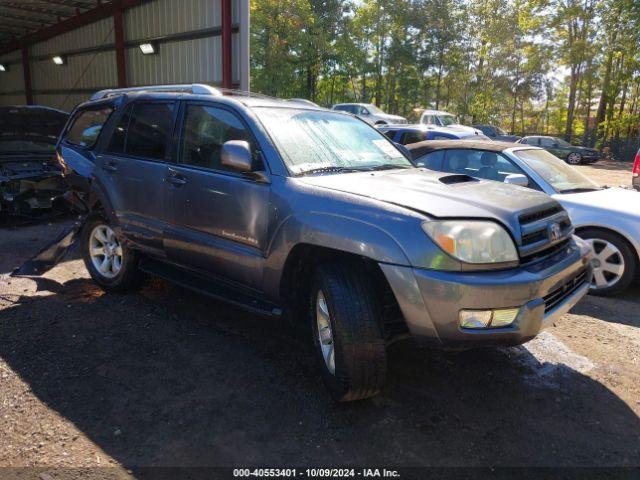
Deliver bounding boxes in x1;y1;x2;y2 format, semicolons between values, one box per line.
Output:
559;187;601;194
295;166;360;176
361;164;413;171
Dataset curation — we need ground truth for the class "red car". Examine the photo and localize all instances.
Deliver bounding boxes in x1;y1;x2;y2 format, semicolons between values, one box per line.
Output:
633;147;639;191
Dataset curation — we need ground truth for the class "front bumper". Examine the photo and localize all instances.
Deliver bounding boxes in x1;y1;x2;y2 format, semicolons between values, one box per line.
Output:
380;239;592;348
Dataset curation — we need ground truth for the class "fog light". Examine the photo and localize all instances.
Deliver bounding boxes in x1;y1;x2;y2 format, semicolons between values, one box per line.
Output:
459;308;520;329
491;308;519;327
459;310;492;329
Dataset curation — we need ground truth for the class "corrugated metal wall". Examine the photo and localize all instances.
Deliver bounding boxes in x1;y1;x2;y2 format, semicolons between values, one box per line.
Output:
0;0;244;111
0;50;26;105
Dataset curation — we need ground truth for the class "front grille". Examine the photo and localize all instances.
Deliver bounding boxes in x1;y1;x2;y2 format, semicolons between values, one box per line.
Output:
519;205;563;225
517;203;573;264
544;269;589;314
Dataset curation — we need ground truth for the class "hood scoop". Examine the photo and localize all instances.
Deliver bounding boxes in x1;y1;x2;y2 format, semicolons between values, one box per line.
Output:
438;174;478;185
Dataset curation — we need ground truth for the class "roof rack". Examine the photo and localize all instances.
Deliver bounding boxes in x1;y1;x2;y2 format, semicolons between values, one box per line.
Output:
89;83;223;101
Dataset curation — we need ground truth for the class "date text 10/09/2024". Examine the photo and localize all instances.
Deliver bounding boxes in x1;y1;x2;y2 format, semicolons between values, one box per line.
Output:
233;468;401;478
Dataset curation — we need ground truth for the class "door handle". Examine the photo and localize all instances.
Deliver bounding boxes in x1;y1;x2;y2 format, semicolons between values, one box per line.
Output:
166;168;187;186
166;176;187;186
102;162;118;173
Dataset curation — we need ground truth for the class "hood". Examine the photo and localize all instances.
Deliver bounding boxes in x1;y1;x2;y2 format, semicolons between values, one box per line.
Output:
298;168;557;230
382;113;408;123
556;187;639;216
0;106;69;145
575;146;599;154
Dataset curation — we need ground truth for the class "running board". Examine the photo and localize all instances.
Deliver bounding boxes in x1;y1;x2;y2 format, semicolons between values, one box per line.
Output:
139;258;282;317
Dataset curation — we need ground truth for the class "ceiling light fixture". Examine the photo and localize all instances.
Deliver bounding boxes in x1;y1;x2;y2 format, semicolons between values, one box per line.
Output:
139;43;157;55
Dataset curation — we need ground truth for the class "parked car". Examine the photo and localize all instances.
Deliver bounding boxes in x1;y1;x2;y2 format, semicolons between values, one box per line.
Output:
290;98;320;108
378;124;491;144
0;105;69;219
45;85;591;401
472;124;521;142
331;103;407;125
517;136;601;164
408;139;639;296
419;109;481;134
633;147;639;191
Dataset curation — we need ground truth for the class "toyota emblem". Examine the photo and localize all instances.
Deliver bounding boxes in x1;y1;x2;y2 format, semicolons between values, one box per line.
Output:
548;223;562;242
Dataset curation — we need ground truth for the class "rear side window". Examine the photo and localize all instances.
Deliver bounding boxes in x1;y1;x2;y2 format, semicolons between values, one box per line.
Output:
401;131;426;145
64;107;113;147
106;102;175;160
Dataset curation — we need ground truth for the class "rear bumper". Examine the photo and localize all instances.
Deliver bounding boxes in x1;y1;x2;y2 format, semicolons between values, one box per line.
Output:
633;176;639;191
380;239;592;348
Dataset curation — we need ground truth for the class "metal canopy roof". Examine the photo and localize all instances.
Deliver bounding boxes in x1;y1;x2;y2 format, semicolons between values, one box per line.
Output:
0;0;102;45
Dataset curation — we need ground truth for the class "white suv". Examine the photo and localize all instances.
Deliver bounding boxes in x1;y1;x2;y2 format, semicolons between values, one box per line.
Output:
332;103;407;125
420;109;481;136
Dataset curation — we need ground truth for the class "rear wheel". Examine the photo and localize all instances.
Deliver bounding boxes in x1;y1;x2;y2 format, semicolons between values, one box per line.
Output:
567;152;582;165
579;229;636;296
310;262;387;401
82;215;143;292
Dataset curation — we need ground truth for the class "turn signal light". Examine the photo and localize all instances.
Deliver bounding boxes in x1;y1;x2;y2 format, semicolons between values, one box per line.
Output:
633;152;640;178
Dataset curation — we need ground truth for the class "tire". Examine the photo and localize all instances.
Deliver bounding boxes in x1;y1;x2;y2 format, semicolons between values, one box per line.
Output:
310;262;387;401
567;152;583;165
578;228;637;296
81;214;144;292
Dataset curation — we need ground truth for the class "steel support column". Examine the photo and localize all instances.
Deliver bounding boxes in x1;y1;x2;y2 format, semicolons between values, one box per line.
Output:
114;3;127;87
221;0;232;89
22;47;33;105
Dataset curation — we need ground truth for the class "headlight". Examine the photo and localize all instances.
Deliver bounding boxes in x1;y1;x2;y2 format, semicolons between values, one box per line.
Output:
422;220;518;264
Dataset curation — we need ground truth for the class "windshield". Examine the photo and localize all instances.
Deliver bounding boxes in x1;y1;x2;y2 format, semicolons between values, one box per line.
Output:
496;127;507;135
438;115;457;126
0;139;55;154
514;148;600;193
255;108;412;176
364;104;385;115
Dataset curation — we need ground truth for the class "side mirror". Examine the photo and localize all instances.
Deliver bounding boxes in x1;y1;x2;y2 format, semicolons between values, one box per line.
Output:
361;109;370;115
504;174;529;187
221;140;253;173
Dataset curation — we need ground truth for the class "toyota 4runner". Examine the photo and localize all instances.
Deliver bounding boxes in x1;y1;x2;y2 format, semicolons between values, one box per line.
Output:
53;85;592;401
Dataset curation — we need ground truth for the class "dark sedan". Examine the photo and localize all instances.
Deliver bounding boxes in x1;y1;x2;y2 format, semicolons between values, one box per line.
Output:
517;135;600;165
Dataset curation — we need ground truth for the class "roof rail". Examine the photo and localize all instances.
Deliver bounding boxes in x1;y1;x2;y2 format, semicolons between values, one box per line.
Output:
89;84;223;101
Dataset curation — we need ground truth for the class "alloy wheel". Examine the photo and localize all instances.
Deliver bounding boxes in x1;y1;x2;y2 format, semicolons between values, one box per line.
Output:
316;290;335;375
89;224;123;279
567;153;582;165
585;238;625;290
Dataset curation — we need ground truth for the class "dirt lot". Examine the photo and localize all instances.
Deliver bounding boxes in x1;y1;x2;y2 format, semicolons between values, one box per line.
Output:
0;160;638;475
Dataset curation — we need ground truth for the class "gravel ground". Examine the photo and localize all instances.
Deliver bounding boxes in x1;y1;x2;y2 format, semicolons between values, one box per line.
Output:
0;160;639;475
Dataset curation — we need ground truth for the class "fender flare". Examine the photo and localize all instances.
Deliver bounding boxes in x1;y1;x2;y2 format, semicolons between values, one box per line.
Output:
262;212;411;299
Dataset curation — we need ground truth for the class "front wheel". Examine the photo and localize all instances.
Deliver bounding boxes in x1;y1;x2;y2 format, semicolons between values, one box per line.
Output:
310;262;387;401
579;229;636;296
567;152;583;165
82;215;143;292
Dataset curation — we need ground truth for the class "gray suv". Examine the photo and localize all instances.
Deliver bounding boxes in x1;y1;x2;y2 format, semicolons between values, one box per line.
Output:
55;85;592;401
